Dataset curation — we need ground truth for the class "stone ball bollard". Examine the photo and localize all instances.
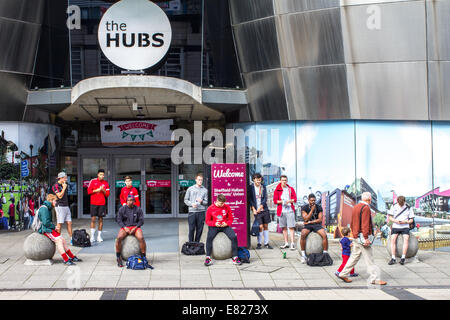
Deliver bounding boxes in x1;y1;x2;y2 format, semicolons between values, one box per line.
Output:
211;232;232;260
386;235;419;258
297;232;323;255
120;235;143;260
23;232;56;261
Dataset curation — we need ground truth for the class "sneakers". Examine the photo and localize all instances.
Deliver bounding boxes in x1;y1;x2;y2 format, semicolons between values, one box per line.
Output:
290;243;296;251
400;258;405;265
64;259;75;266
334;271;340;278
256;243;262;250
264;243;273;249
280;243;289;249
204;257;213;267
232;257;242;265
70;256;82;262
300;256;307;264
388;258;396;265
90;237;96;244
117;257;124;268
97;235;103;243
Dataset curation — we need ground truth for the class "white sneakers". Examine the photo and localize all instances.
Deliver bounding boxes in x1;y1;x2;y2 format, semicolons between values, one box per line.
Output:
301;256;307;264
290;243;296;251
97;235;103;242
280;243;289;249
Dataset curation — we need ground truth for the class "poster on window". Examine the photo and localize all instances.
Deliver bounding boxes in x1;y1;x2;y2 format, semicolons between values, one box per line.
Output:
211;163;248;247
100;120;174;146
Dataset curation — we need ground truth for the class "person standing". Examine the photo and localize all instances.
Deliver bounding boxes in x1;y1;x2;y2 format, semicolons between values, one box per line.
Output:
119;176;140;207
273;175;297;250
28;195;35;229
299;193;328;263
338;192;387;285
249;173;273;249
387;196;415;265
87;169;110;243
52;172;73;242
23;196;29;230
204;194;242;266
8;197;15;230
184;173;208;243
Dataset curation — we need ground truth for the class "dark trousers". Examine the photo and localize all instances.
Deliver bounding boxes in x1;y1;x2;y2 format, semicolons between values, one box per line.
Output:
206;226;238;258
9;216;15;228
188;211;205;242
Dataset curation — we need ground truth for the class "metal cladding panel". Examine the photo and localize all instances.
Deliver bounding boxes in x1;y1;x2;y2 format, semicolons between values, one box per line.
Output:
229;0;274;25
0;18;41;74
233;17;281;73
429;61;450;120
341;1;426;63
427;0;450;61
0;0;45;24
346;62;428;120
0;72;28;121
277;8;345;67
244;70;289;121
274;0;340;14
284;65;351;120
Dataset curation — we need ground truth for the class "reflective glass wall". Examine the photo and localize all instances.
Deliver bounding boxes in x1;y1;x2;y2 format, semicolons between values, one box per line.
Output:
233;120;450;249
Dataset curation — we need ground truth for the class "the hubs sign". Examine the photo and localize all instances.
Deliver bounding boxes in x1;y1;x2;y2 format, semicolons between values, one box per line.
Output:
98;0;172;70
211;164;248;247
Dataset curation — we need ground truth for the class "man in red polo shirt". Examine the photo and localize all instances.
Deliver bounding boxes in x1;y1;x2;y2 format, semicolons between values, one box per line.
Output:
87;169;110;243
119;176;140;207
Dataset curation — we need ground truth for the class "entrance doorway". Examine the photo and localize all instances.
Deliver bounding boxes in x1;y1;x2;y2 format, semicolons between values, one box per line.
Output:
77;148;208;219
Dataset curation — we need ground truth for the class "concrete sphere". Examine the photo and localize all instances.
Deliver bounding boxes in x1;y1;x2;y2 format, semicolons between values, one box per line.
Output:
297;232;323;255
120;235;143;260
23;232;56;261
211;232;232;260
386;235;419;258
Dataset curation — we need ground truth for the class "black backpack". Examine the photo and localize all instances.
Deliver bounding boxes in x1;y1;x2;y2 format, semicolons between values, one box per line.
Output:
306;252;333;266
72;229;91;247
181;242;205;255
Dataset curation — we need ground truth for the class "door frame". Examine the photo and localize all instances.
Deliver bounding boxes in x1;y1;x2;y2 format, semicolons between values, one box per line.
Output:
78;148;176;219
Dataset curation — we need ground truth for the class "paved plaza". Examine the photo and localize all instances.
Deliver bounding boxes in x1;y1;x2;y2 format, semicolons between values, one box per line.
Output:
1;219;450;300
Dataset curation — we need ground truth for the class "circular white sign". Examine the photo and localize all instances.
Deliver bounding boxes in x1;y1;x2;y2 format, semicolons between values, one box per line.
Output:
98;0;172;70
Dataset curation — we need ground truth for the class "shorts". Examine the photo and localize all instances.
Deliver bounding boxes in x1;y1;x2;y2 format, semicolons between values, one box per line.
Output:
90;205;106;217
279;210;296;228
55;206;72;223
44;230;62;241
255;210;271;225
391;228;410;235
304;223;324;233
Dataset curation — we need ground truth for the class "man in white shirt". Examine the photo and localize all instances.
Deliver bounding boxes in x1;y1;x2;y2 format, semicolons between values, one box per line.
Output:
387;196;415;265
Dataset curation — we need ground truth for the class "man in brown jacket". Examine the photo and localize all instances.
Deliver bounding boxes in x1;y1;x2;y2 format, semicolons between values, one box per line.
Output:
338;192;387;285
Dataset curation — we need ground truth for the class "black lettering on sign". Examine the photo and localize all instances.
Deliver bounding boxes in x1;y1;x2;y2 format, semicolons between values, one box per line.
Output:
152;33;164;47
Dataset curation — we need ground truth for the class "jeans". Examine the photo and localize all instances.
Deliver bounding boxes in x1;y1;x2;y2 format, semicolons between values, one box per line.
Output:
29;215;34;229
188;211;205;242
206;226;238;258
23;217;30;230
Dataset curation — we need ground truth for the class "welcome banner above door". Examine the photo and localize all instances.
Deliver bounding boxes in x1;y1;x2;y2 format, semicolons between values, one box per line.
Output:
101;120;174;146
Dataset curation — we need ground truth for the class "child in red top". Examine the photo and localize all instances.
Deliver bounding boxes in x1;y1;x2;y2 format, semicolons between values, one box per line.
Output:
119;176;140;207
204;194;242;266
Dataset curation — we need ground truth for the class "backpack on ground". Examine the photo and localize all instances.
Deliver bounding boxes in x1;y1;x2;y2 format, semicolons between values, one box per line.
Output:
126;255;153;270
31;205;45;232
237;247;250;263
181;242;205;255
72;229;91;247
306;252;333;266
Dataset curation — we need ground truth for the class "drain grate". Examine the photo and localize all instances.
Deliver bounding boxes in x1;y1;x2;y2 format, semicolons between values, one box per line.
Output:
240;265;283;273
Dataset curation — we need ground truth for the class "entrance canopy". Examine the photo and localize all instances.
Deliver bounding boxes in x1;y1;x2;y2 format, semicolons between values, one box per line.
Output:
57;75;231;121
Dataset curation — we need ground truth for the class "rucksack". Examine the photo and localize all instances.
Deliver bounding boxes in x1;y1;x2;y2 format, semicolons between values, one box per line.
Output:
72;229;91;247
31;205;45;232
250;220;260;237
126;255;154;270
181;242;205;255
237;247;250;263
306;252;333;266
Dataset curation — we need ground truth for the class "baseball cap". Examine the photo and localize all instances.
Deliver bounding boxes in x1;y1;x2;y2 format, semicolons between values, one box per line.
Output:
57;172;67;179
127;195;136;201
